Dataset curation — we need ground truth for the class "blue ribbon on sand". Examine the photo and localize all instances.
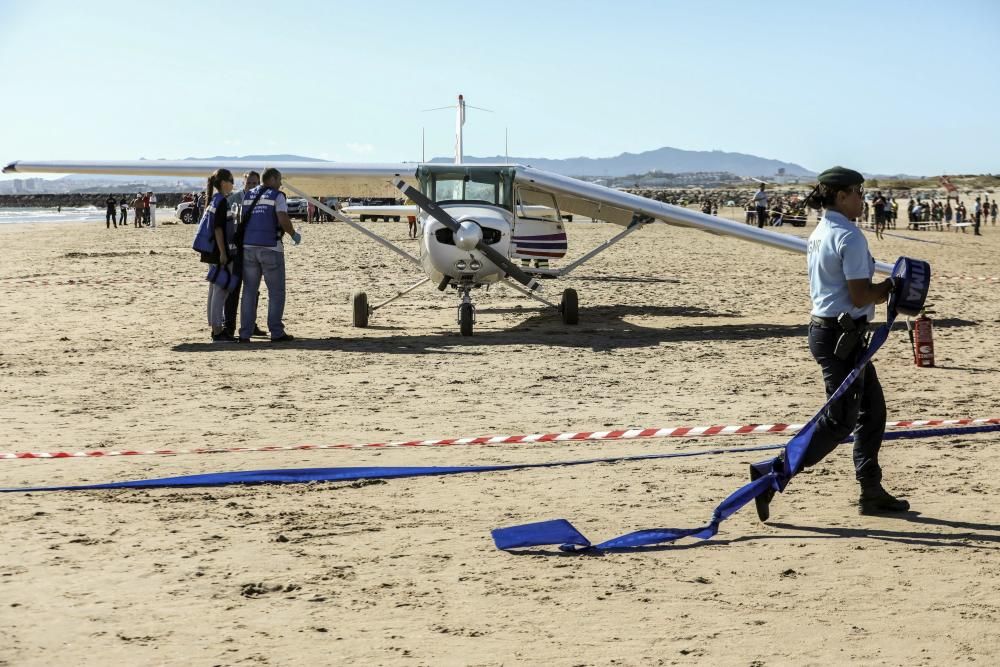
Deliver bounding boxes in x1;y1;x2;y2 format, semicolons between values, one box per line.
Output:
492;257;931;552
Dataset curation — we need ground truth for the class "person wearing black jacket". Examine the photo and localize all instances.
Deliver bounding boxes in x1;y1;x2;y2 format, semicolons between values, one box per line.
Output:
104;195;117;229
199;169;236;342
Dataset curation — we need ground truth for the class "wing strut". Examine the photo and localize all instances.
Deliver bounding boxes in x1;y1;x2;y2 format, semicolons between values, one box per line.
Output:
282;183;420;267
551;215;651;278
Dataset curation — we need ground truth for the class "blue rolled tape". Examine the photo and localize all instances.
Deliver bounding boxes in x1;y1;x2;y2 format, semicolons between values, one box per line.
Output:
890;256;931;318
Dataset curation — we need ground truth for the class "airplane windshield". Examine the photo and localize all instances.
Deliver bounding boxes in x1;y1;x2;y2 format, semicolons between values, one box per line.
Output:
428;169;512;209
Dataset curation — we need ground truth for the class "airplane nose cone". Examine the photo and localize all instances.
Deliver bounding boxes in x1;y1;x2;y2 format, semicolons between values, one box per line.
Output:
454;220;482;251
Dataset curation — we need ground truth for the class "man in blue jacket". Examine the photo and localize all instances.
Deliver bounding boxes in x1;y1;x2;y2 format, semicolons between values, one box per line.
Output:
239;168;300;343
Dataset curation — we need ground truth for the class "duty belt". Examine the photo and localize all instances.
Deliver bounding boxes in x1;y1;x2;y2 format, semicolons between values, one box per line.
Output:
810;315;869;331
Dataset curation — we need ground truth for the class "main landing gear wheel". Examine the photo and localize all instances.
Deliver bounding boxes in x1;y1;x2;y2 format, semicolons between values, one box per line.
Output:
560;288;579;325
459;302;475;337
351;290;369;328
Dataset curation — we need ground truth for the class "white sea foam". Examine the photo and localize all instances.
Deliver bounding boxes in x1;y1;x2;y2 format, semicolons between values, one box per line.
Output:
0;207;172;225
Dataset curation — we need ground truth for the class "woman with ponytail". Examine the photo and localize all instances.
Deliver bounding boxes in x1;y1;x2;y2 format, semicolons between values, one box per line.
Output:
753;166;908;523
192;168;236;342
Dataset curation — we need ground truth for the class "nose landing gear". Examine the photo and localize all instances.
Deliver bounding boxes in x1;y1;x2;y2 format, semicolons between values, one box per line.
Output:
458;284;476;336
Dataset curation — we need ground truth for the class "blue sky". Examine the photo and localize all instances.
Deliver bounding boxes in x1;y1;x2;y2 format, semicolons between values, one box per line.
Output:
1;0;997;178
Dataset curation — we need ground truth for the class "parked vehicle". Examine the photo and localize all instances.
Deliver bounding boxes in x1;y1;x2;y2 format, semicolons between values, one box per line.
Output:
286;197;308;219
176;200;197;224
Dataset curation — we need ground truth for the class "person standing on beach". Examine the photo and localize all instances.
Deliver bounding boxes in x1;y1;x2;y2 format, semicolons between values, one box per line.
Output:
752;166;909;522
751;183;768;228
223;170;266;340
130;193;139;228
119;197;128;227
104;194;117;229
239;167;300;343
872;191;886;240
148;191;157;228
973;197;982;236
196;168;236;342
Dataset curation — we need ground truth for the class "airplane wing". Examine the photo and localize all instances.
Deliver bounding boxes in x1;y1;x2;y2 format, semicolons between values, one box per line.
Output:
2;160;416;199
513;166;895;275
5;158;894;274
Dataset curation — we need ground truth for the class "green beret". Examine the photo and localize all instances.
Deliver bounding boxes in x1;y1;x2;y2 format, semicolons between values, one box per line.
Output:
817;166;864;187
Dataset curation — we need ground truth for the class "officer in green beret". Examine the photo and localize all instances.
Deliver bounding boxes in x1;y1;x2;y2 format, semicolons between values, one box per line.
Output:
753;166;909;520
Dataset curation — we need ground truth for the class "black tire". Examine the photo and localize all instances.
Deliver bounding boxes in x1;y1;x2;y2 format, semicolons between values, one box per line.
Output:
351;290;369;328
560;288;579;325
360;215;369;222
459;303;474;337
393;216;401;222
180;209;195;224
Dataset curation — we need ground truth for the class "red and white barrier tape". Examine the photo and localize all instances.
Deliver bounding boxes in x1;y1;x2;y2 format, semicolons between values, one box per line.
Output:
937;275;1000;282
3;417;998;461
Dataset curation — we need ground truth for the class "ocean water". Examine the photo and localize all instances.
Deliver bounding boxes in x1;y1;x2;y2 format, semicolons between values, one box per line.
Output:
0;207;174;224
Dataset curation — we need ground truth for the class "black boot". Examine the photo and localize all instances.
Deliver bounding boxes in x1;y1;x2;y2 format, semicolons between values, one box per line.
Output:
749;455;783;522
859;480;910;515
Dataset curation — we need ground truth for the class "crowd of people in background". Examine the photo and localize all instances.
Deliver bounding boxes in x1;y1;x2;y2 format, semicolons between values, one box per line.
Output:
687;183;995;239
862;192;995;237
103;191;158;229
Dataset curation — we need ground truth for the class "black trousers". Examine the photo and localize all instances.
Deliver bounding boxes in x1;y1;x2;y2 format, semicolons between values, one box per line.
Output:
756;206;767;228
223;274;242;336
801;324;886;482
223;273;260;336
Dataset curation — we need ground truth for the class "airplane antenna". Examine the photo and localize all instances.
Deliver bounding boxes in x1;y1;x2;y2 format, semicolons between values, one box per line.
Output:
456;94;465;164
421;94;492;165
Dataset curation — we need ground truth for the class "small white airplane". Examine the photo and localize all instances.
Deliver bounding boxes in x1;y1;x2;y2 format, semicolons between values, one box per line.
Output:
4;95;894;336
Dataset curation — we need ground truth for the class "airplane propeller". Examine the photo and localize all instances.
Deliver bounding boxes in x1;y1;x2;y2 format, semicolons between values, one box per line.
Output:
394;181;541;292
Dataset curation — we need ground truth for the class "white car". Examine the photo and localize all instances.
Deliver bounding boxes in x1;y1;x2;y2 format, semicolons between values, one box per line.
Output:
176;200;197;224
286;197;308;219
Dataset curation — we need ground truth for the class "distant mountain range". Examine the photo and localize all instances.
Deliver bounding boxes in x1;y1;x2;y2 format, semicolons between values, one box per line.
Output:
3;149;815;193
432;146;816;179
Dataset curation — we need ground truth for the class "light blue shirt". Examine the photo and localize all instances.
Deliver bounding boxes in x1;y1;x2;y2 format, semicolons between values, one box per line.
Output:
807;209;875;320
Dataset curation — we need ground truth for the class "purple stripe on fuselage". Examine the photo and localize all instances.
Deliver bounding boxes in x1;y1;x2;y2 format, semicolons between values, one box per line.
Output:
513;241;569;249
512;233;567;241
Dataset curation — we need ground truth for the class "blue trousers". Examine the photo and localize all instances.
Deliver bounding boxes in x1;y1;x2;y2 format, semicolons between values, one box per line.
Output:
240;246;286;340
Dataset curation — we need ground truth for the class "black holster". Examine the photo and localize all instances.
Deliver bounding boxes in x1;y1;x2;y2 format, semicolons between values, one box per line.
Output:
833;312;862;360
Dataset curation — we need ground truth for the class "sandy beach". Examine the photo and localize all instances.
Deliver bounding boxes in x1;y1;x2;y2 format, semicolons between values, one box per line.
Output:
2;210;999;665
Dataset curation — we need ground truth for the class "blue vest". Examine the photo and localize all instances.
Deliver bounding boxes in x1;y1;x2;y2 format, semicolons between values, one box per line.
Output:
192;192;229;254
242;186;282;247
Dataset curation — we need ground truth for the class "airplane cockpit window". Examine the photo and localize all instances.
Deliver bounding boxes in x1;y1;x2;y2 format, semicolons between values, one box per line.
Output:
434;177;464;202
429;170;512;209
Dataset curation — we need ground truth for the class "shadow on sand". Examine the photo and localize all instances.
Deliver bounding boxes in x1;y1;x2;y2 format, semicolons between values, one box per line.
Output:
173;313;978;355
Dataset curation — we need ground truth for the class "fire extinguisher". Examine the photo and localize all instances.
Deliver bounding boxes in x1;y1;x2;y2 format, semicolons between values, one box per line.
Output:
911;311;935;367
